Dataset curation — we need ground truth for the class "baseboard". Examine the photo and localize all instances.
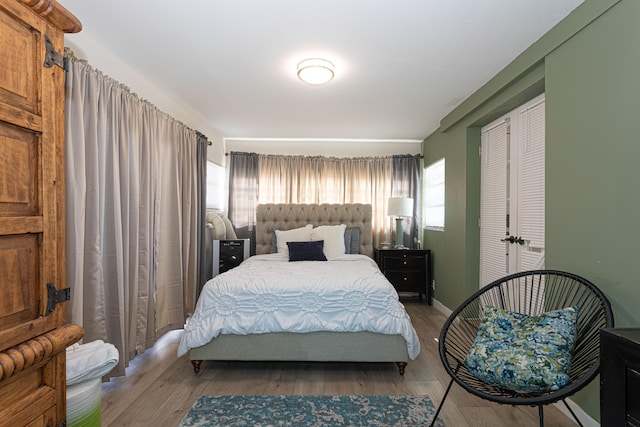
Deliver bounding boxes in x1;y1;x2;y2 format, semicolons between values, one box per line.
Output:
431;298;452;317
554;398;599;427
431;298;600;426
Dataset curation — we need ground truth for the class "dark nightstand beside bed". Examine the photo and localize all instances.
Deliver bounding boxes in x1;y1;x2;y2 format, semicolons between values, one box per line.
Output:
600;327;640;427
374;248;432;305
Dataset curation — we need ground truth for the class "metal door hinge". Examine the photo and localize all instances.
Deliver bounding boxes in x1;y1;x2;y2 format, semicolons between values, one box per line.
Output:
44;35;67;70
46;283;70;316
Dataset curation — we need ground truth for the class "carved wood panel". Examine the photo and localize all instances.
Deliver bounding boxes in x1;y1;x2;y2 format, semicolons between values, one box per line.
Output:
0;7;38;113
0;122;39;216
0;0;83;425
0;235;39;330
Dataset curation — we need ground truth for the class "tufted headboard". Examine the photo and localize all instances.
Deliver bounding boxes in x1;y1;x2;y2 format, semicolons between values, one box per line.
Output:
256;204;373;257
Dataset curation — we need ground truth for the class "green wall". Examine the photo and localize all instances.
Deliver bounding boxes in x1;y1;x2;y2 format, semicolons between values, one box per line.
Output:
422;0;637;421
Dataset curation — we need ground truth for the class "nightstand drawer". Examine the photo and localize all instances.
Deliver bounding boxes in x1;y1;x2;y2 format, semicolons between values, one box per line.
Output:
382;254;425;269
384;269;426;288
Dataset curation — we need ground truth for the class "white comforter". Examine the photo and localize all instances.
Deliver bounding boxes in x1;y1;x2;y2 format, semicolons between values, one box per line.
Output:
178;254;420;359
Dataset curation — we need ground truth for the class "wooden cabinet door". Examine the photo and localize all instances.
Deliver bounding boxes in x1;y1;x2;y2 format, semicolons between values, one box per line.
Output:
0;0;64;351
0;1;83;426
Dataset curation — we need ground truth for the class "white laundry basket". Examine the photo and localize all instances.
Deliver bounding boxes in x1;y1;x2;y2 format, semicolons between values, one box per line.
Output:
67;378;102;426
66;340;119;427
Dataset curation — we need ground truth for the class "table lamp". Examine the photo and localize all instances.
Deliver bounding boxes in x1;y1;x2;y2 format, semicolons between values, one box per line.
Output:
388;197;414;249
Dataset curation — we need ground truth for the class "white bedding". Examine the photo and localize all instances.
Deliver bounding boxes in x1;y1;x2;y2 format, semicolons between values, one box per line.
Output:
178;254;421;359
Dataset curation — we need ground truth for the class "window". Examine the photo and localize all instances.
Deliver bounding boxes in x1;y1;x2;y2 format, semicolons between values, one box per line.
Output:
424;158;445;230
206;161;226;210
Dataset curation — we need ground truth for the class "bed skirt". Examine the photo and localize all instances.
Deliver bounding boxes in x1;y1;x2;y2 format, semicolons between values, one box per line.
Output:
189;331;410;374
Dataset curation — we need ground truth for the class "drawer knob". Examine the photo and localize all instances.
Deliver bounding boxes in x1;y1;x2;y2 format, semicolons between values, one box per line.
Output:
403;261;407;265
403;277;408;281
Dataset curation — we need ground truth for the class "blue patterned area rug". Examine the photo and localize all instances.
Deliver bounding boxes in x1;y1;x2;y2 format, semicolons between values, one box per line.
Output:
179;395;445;427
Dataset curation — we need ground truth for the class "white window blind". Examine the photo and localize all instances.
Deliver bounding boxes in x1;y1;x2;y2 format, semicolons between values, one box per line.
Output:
424;158;445;230
206;161;226;210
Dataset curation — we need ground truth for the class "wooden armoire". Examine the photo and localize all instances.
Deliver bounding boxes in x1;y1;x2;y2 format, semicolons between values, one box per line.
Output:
0;1;83;426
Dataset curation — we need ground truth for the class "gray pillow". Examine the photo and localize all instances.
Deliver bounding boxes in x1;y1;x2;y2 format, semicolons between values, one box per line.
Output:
344;227;361;254
271;231;278;253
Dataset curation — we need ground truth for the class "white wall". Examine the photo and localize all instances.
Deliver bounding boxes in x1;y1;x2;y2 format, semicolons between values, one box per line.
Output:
64;33;422;165
64;33;226;165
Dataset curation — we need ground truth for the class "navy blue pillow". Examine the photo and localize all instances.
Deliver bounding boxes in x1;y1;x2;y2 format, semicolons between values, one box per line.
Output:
286;240;327;262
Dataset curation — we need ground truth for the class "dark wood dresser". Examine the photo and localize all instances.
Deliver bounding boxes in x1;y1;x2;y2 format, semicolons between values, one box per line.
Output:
374;248;432;304
0;1;83;425
600;328;640;427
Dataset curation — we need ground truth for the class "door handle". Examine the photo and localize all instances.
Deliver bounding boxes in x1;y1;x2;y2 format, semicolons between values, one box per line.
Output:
500;235;525;245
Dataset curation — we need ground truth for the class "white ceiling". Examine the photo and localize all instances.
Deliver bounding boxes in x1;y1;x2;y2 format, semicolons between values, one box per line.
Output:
60;0;583;142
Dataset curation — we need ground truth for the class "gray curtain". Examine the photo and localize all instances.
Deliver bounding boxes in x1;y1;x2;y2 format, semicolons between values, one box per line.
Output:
64;50;200;376
227;151;259;254
226;154;421;252
196;132;208;297
392;155;422;248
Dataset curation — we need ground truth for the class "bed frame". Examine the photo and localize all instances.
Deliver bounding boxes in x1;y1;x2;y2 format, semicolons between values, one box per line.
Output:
190;203;411;375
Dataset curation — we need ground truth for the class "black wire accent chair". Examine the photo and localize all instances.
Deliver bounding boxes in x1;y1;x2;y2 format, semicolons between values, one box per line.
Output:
429;270;614;427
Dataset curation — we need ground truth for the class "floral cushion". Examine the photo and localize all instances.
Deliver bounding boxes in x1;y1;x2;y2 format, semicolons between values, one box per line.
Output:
463;305;579;393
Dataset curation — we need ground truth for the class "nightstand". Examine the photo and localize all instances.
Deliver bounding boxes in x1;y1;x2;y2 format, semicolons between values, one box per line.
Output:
600;328;640;426
213;239;250;277
374;248;432;304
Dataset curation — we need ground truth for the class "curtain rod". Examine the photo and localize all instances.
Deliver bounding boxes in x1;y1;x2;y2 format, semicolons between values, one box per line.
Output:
225;152;423;158
196;130;212;145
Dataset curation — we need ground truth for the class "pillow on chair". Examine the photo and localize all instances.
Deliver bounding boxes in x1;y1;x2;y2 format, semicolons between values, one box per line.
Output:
207;211;237;239
464;305;578;393
208;212;227;240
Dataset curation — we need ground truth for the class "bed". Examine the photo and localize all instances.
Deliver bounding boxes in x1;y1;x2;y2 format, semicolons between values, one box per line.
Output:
178;203;421;375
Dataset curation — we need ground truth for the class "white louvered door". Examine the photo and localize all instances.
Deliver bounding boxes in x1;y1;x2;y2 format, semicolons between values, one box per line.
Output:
516;97;545;272
479;120;510;287
480;94;545;289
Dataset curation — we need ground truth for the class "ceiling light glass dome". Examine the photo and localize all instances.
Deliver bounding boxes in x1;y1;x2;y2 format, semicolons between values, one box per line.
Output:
297;58;335;85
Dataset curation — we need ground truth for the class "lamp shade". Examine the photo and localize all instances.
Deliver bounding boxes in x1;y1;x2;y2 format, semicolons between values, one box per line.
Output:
388;197;414;217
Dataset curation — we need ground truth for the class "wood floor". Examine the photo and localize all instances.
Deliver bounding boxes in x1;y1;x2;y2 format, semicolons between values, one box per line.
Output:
101;301;577;426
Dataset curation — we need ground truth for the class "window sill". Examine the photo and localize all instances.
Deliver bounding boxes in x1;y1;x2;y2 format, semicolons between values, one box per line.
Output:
425;226;444;232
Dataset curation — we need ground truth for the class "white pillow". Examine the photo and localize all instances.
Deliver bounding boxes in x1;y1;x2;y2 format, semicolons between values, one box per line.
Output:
311;224;346;259
275;225;313;256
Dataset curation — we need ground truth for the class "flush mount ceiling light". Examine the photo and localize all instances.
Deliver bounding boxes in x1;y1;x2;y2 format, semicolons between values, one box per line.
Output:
297;58;335;85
